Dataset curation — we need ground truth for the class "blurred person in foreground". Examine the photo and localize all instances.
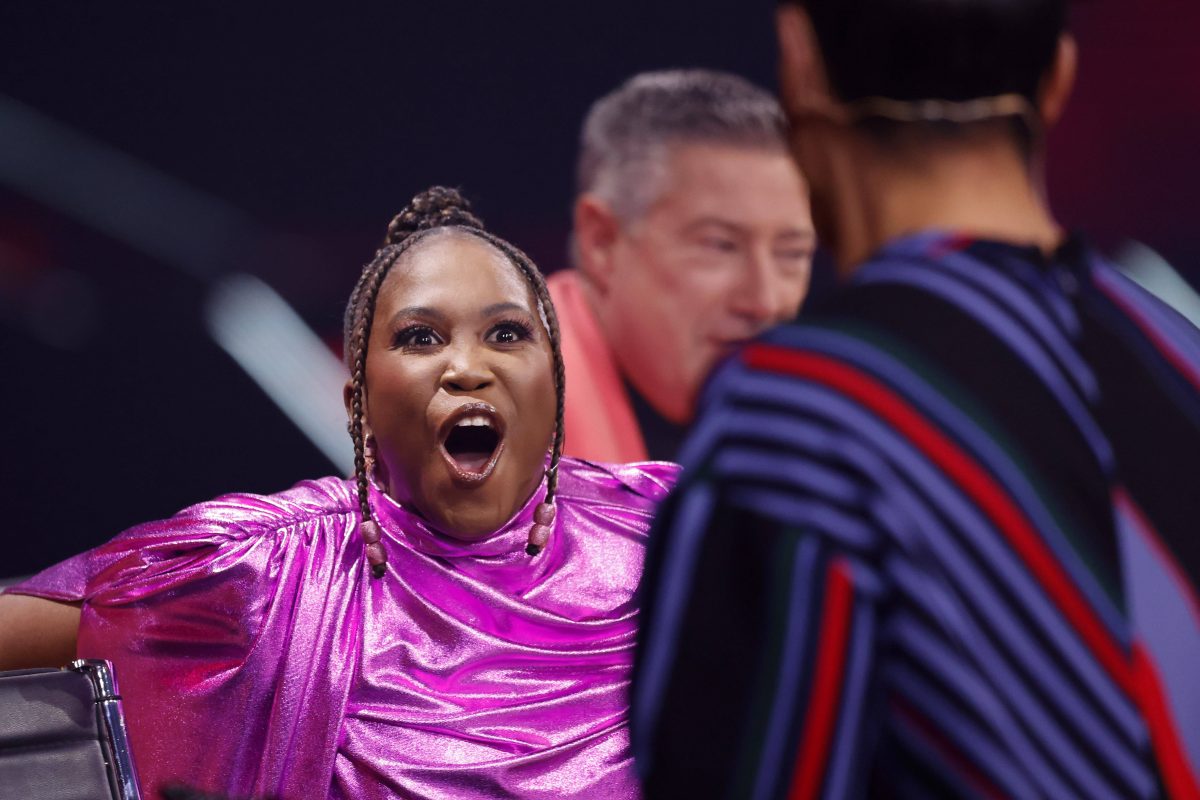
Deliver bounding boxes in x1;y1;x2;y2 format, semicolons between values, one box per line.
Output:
0;187;677;799
633;1;1200;798
549;69;815;462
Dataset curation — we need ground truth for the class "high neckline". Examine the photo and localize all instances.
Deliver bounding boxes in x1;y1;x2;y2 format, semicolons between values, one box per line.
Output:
367;474;548;560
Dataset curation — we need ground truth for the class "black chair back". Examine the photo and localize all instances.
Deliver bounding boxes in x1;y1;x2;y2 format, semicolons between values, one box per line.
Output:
0;659;142;800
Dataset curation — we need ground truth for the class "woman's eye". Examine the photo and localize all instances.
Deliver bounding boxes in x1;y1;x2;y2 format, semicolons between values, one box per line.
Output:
395;325;439;348
488;321;532;344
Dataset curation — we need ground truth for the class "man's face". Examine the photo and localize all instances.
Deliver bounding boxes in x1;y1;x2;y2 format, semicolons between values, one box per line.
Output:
591;143;814;423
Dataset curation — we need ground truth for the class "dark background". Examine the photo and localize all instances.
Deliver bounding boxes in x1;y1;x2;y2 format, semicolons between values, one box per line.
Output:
2;1;1197;576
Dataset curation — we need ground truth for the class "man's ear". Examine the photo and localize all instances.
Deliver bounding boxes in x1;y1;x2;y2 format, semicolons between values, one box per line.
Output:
573;194;621;295
1039;33;1077;130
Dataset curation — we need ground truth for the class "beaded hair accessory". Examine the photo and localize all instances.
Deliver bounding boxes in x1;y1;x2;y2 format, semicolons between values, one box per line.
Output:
788;91;1040;133
844;93;1038;130
526;462;560;556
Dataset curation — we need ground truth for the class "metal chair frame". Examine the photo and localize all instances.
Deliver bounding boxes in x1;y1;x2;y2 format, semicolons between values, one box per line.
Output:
0;658;143;800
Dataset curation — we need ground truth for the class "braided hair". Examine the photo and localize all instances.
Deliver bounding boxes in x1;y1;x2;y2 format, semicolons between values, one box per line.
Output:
343;186;566;577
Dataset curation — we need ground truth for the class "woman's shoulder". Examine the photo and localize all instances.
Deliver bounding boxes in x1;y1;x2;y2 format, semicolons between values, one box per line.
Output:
119;475;361;564
555;457;680;506
9;477;359;604
179;475;360;536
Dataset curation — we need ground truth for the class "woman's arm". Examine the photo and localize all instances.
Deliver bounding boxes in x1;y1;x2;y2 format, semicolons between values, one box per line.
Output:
0;594;80;669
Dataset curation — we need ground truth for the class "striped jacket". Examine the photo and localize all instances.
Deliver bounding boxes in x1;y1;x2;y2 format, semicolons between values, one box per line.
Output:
632;232;1200;799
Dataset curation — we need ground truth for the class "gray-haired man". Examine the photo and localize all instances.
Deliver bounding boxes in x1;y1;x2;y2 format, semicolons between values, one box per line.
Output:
548;69;815;462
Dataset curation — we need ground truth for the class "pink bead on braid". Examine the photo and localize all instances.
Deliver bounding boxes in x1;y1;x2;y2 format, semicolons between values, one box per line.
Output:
526;501;555;556
361;518;386;578
526;460;561;557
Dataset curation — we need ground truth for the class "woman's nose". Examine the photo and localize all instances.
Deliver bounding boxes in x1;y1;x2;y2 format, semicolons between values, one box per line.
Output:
441;346;494;392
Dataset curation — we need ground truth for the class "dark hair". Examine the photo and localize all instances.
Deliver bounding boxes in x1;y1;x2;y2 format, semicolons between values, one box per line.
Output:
343;187;566;572
790;0;1066;144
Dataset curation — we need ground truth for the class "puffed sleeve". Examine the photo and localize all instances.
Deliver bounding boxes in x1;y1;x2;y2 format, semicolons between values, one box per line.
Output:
11;493;272;604
4;478;365;798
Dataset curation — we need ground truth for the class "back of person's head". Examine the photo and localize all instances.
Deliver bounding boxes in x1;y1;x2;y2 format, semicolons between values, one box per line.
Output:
800;0;1065;105
787;0;1067;147
776;0;1073;266
577;69;788;222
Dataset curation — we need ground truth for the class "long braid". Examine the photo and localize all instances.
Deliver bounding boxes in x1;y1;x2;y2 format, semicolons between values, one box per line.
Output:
346;248;407;577
343;187;567;575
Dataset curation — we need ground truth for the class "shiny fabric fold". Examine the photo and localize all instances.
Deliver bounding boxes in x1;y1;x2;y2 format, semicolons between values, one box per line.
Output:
7;457;679;800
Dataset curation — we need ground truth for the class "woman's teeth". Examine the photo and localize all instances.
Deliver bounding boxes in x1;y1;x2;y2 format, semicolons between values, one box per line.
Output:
442;413;502;479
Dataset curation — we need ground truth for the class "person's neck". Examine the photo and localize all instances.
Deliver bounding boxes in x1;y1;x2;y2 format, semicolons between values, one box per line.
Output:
829;134;1063;274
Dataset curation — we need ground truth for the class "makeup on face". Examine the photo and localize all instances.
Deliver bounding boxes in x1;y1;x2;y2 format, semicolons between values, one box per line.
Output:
363;231;557;540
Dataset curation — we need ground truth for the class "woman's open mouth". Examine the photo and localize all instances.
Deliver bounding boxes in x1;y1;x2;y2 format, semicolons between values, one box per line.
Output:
438;403;506;486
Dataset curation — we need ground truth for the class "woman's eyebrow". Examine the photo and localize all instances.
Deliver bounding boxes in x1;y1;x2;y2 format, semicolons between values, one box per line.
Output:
388;306;447;325
481;302;530;317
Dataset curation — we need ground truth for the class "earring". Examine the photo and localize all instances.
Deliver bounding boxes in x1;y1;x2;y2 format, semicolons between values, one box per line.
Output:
364;435;377;477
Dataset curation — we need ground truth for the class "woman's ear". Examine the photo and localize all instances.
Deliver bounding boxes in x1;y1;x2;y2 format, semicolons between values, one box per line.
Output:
343;378;355;420
343;378;372;437
1039;33;1078;130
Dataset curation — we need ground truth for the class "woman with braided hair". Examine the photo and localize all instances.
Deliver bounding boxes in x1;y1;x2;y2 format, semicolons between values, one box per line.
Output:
0;186;678;799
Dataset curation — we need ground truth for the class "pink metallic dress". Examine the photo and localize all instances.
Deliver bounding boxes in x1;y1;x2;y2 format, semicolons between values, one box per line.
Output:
8;457;679;800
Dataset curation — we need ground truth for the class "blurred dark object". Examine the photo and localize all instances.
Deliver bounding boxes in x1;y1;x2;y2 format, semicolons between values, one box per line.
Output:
161;787;277;800
0;659;142;800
